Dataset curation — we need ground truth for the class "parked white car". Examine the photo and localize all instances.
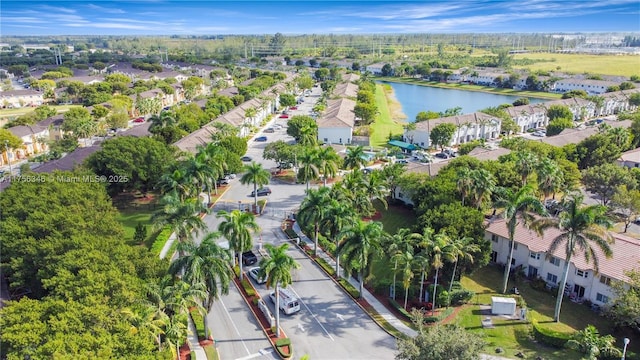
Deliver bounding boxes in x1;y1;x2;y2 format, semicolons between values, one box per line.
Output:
532;130;546;137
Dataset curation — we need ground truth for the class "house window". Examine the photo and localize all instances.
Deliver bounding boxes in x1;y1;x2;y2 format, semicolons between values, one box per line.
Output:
576;270;589;278
600;275;612;286
509;241;518;250
491;234;499;243
323;138;328;143
530;252;540;260
549;256;560;266
546;273;558;284
596;293;609;303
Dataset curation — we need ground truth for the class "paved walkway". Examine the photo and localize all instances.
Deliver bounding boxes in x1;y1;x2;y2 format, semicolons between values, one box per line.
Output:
187;317;207;360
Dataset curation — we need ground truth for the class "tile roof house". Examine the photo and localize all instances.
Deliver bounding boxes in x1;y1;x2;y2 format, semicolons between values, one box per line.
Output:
553;78;619;95
504;104;549;133
5;124;50;161
486;216;640;305
0;90;45;108
317;98;356;145
32;146;101;173
403;112;501;149
617;147;640;169
539;119;631;147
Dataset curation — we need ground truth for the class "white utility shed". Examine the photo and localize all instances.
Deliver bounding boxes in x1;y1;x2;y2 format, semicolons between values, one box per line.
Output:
491;296;517;315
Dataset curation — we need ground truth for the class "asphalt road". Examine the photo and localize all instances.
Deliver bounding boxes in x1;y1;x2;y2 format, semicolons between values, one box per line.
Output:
196;86;398;360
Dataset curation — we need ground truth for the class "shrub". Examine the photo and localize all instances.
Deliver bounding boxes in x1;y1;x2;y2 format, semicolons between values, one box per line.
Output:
388;298;411;320
532;320;571;348
189;308;206;340
203;343;219;360
316;257;335;276
150;226;173;255
450;289;474;305
284;228;297;239
241;278;256;297
275;338;292;358
338;279;360;298
438;290;451;308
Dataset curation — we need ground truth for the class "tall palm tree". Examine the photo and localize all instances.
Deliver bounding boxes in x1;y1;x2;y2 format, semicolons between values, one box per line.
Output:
184;153;216;206
297;147;320;190
158;165;198;202
456;167;474;206
298;186;332;256
365;170;389;210
536;157;564;200
421;229;453;315
163;312;188;360
336;220;384;298
152;194;208;258
169;232;233;338
515;151;539;186
240;161;271;211
298;125;318;147
149;111;177;133
320;199;356;278
392;250;416;310
258;243;301;338
531;193;613;322
316;146;340;186
217;209;260;281
384;228;421;300
197;143;227;196
469;168;496;209
121;305;168;352
343;145;368;170
446;235;480;293
494;184;548;294
244;107;257;129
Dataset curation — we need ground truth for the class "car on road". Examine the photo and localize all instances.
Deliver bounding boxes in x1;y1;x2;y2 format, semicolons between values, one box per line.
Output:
532;130;546;137
279;114;289;119
217;178;230;186
290;106;298;110
248;267;267;284
395;159;409;164
273;124;283;130
264;128;275;133
434;152;450;159
242;251;258;266
443;149;458;158
241;156;252;162
255;136;268;142
133;117;145;123
251;187;272;196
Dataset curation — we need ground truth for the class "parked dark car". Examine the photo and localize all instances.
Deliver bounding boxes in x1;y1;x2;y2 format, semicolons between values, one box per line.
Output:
251;187;272;196
255;136;268;142
434;152;450;159
241;156;252;162
242;251;258;266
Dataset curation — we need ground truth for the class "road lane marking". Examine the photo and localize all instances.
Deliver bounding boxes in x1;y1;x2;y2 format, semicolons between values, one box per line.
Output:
235;348;273;360
289;287;334;341
336;313;344;321
219;297;252;355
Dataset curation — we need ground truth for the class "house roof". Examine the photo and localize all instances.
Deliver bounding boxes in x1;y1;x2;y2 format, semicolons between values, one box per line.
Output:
539;120;631;147
32;146;101;173
317;98;355;128
485;216;640;282
413;112;499;131
618;147;640;164
388;140;417;151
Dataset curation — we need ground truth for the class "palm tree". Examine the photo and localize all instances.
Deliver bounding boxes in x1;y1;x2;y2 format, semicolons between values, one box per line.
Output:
421;229;453;315
163;312;188;360
536;158;563;200
320;199;356;278
494;184;548;294
515;151;538;186
298;186;332;256
297;147;320;190
446;236;480;294
197;143;227;196
183;153;216;206
240;162;271;211
259;243;301;338
169;232;233;338
531;193;613;322
121;305;168;352
336;220;384;298
158;165;198;202
149;111;177;133
384;228;421;300
469;168;496;209
298;125;318;147
152;194;208;258
244;106;257;130
217;209;260;281
343;145;368;170
392;250;416;309
456;167;474;206
365;170;389;210
316;146;340;186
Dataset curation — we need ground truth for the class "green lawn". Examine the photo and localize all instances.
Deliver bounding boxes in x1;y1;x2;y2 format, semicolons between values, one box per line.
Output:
512;53;640;78
0;104;80;120
459;266;639;358
369;83;406;147
116;207;155;245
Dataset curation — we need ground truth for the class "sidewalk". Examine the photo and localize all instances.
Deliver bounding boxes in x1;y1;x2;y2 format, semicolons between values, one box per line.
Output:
187;317;207;360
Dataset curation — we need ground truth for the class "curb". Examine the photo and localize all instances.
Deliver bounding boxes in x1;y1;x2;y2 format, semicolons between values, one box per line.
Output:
231;275;291;360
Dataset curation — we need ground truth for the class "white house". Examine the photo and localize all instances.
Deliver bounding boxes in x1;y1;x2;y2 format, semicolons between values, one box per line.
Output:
317;98;355;145
0;89;45;108
553;78;618;95
505;104;549;133
485;217;640;306
540;97;596;121
617;147;640;169
403;112;501;149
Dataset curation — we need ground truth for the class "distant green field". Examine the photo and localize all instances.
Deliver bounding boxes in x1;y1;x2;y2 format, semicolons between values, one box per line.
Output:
513;53;640;78
0;104;80;120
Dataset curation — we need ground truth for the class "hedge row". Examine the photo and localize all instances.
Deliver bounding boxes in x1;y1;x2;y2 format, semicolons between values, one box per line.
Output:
316;257;335;276
531;319;571;348
203;343;219;360
388;298;411;320
189;308;206;340
338;278;360;299
275;338;292;359
241;277;256;297
150;226;172;255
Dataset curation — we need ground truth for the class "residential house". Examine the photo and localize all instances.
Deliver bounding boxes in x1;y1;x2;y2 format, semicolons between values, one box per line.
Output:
469;71;508;86
403;112;501;149
539;120;631;148
7;124;50;159
540;97;596;121
617;147;640;169
37;114;65;141
317;98;356;145
553;78;618;95
32;146;101;173
0;89;44;108
485;217;640;306
505;104;549;133
364;63;386;75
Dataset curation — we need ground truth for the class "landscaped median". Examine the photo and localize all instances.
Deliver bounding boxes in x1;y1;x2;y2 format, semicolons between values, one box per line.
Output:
231;266;293;359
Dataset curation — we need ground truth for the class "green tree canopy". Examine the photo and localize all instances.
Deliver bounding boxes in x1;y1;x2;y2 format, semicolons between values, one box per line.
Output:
430;123;457;151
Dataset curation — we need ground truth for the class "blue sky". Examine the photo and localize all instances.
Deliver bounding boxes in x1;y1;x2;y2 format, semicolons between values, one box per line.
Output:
2;1;639;36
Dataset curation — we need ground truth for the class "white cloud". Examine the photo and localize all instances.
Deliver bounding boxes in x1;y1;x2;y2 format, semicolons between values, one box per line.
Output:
85;4;126;14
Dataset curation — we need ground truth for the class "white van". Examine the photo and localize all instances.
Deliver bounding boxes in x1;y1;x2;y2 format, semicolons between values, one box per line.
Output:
269;288;300;315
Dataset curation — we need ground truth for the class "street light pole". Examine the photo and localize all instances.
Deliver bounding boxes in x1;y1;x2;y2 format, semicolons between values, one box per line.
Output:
622;337;630;360
4;140;12;176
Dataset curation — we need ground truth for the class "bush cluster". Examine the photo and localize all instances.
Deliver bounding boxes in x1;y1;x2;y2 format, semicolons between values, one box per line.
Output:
388;298;412;320
531;320;571;348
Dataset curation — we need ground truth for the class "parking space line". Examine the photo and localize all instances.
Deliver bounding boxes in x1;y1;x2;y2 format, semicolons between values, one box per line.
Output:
288;287;335;341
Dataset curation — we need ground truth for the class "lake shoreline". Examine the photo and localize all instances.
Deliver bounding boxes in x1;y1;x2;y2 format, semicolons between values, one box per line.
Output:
374;76;561;100
380;83;408;123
